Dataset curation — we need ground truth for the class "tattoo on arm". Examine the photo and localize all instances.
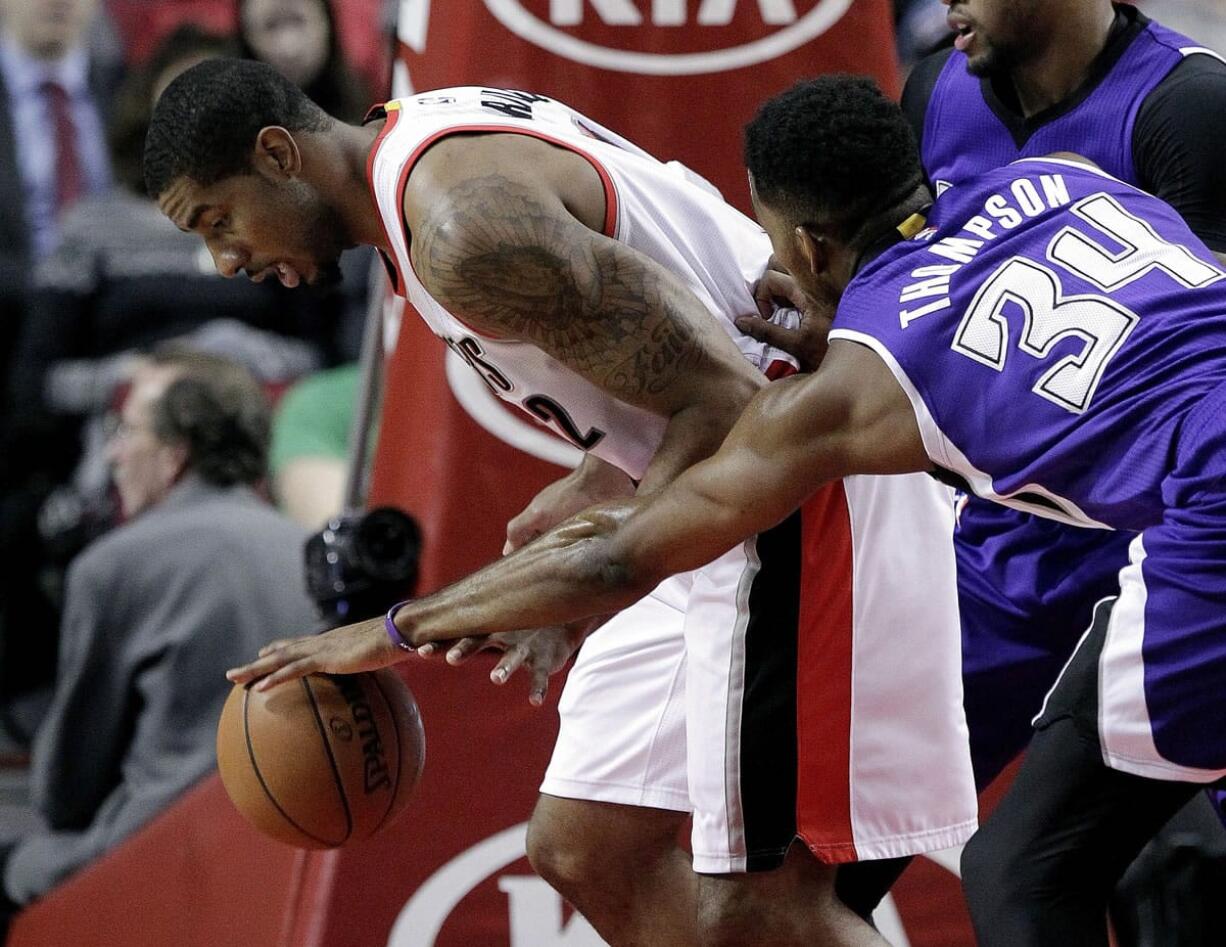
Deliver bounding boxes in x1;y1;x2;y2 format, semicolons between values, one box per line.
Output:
414;173;711;404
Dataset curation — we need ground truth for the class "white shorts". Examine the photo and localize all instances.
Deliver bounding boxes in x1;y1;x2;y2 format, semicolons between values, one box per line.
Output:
543;473;978;874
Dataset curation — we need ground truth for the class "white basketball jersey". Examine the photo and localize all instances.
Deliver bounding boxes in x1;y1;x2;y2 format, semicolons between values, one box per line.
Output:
366;87;786;479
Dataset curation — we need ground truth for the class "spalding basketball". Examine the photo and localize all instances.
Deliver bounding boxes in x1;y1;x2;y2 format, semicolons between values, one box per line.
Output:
217;669;425;849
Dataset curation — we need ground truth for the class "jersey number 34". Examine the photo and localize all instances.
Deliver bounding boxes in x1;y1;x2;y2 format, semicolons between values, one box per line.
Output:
951;193;1223;413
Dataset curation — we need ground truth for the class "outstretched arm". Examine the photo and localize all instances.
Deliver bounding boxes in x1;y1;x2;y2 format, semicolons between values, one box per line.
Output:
228;340;930;689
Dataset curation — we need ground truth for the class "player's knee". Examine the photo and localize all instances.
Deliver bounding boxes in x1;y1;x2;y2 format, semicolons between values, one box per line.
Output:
696;869;838;947
526;815;583;892
525;811;612;899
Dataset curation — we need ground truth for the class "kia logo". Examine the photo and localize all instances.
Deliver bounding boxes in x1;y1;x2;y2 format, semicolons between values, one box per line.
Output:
482;0;854;75
385;823;966;945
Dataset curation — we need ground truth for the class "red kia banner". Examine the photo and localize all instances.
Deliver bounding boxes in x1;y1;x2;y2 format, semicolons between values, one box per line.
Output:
391;0;900;212
353;2;974;945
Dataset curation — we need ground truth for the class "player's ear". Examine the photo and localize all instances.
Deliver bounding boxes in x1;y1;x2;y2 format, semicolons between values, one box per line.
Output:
794;224;828;279
252;126;302;181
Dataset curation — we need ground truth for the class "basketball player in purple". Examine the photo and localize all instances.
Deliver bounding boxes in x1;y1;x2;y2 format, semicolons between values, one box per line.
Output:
741;0;1226;806
902;0;1226;800
230;77;1226;944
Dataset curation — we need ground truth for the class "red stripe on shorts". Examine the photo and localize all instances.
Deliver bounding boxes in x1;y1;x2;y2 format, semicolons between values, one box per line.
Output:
795;480;857;862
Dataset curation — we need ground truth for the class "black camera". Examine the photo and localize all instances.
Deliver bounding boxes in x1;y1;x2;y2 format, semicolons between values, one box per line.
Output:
303;506;422;626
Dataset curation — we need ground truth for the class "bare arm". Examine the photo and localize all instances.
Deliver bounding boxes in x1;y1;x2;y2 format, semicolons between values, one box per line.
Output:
407;135;764;492
227;339;930;688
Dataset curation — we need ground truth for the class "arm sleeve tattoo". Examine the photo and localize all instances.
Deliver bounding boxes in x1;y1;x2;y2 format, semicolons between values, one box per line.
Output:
413;173;716;408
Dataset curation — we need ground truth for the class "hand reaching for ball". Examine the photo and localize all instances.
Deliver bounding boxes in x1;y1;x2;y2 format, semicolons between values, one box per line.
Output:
227;616;405;691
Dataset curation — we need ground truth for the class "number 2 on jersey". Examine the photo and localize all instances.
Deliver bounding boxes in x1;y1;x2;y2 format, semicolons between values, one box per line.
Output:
952;193;1223;413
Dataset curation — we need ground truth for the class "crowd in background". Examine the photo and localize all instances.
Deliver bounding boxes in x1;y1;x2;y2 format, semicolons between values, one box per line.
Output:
0;0;392;926
0;0;390;752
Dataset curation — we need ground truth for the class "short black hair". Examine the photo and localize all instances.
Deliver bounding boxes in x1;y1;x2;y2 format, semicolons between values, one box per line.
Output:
147;350;271;487
109;25;236;195
143;57;330;199
744;75;923;238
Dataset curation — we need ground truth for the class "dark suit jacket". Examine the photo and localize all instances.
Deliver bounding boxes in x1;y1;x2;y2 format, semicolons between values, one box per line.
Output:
0;46;120;422
2;476;317;903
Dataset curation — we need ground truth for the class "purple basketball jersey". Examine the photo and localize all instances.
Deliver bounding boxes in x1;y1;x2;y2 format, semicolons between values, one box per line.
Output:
835;160;1226;774
831;158;1226;534
923;16;1199;192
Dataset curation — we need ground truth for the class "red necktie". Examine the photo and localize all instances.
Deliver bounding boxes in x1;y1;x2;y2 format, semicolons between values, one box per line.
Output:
43;80;83;214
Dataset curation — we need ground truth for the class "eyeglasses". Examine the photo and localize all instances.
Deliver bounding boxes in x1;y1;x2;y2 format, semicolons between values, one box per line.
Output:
103;415;155;442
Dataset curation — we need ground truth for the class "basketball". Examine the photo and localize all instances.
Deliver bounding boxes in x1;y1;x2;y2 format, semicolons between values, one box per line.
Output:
216;669;425;849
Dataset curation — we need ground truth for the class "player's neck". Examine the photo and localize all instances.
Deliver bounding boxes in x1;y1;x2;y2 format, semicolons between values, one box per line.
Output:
313;122;390;252
844;185;932;284
1009;2;1117;117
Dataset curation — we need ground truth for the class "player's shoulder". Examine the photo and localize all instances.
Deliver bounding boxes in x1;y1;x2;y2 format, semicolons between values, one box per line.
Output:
1133;49;1226;161
1145;47;1226;105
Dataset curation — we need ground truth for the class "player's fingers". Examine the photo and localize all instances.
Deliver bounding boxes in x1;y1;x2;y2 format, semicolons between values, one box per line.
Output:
505;518;543;553
227;651;289;684
253;657;318;692
735;315;807;354
528;664;550;707
446;637;491;665
258;638;298;657
490;646;529;685
419;636;467;659
753;270;805;314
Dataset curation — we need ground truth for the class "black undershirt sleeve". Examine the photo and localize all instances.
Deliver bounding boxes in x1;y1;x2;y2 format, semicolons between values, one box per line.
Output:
1133;55;1226;252
900;48;954;170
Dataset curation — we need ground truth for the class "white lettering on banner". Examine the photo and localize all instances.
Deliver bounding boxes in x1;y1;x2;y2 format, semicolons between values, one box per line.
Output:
699;0;798;25
498;876;606;945
551;0;641;26
654;0;685;25
387;824;965;945
386;824;531;947
481;0;853;75
548;0;800;27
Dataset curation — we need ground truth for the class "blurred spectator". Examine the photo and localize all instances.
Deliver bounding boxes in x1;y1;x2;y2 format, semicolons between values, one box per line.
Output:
0;0;114;265
270;362;359;529
0;0;120;747
0;24;329;745
894;0;952;72
0;350;317;924
236;0;370;122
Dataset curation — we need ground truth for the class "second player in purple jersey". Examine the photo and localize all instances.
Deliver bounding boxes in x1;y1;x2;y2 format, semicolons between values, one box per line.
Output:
831;156;1226;774
899;2;1226;790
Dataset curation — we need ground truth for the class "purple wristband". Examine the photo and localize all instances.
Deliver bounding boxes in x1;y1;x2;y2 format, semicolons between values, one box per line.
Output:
385;600;414;652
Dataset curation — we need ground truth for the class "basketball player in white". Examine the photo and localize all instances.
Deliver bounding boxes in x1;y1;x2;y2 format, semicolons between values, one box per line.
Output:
152;59;976;946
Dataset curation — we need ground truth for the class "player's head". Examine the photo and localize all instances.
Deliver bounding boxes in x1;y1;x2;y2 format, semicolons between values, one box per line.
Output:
744;75;923;303
144;57;349;288
942;0;1057;77
107;350;270;518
